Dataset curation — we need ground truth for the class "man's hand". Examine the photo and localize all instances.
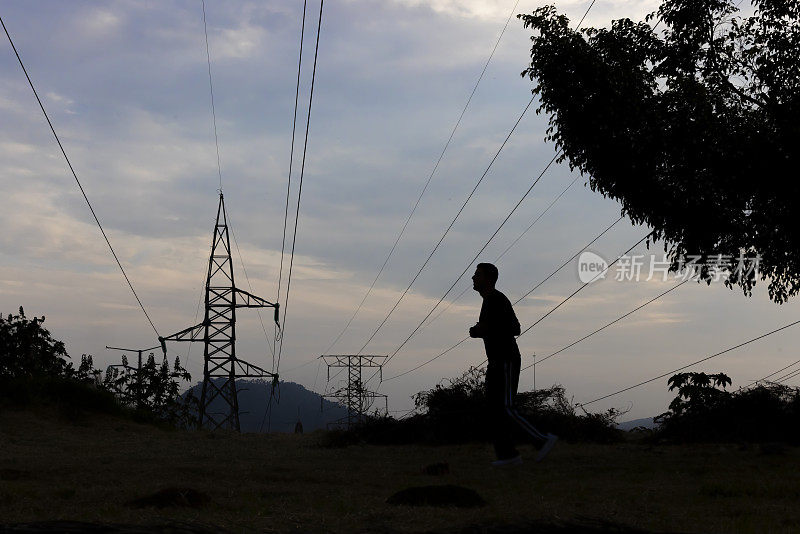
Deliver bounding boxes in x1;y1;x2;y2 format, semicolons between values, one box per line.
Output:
469;323;483;338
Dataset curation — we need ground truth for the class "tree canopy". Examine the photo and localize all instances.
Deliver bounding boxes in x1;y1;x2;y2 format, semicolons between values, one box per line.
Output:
519;0;800;303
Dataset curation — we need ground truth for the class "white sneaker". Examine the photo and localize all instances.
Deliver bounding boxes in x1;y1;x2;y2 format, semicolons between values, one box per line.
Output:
535;433;558;463
491;454;522;468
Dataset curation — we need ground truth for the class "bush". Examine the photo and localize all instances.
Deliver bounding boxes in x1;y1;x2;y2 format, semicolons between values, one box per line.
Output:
329;366;623;445
0;307;97;381
0;307;196;428
655;372;800;443
102;353;198;428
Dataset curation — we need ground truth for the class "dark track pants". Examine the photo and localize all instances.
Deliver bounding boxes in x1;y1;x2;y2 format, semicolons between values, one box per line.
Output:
486;357;547;460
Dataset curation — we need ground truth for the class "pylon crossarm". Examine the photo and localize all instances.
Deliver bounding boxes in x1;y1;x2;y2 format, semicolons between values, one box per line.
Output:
232;358;276;379
234;288;280;325
234;288;278;309
160;322;205;343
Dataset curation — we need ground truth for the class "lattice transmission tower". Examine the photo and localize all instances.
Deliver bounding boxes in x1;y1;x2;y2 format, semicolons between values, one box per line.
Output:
159;193;279;431
322;354;388;428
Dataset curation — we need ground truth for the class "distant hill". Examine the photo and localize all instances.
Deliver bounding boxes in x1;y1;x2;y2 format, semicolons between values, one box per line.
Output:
184;379;348;433
617;417;658;431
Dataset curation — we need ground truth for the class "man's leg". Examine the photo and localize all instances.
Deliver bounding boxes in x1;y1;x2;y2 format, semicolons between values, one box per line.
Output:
504;357;548;445
486;361;518;460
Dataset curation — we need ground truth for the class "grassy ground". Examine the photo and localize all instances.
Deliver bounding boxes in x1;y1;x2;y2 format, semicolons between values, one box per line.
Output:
1;406;799;533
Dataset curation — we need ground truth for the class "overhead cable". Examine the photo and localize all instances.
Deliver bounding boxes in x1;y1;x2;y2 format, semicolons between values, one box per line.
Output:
1;15;160;338
578;318;800;407
354;96;535;358
199;4;275;364
321;0;522;355
201;0;223;191
277;0;325;372
517;231;652;338
423;173;581;331
375;152;560;374
276;0;308;319
375;0;607;380
383;215;624;382
521;279;689;371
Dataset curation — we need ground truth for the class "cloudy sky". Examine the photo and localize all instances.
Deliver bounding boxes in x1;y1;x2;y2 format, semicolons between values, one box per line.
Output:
2;0;796;422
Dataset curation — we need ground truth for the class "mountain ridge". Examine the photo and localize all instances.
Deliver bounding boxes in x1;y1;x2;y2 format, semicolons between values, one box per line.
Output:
185;379;348;433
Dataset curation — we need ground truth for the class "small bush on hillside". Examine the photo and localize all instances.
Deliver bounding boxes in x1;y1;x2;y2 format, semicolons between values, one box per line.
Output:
655;372;800;443
103;353;198;428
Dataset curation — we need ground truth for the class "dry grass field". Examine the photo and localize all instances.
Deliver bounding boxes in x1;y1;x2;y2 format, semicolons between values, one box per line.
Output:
1;405;799;533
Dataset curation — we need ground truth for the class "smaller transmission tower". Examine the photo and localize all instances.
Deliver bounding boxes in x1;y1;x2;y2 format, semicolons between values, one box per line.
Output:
105;344;160;409
322;354;387;428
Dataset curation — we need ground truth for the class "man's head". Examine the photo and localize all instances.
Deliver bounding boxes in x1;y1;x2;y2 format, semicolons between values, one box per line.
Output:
472;262;498;294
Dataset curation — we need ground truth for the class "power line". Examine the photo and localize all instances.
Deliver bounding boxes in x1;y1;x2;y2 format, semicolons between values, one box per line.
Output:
776;367;800;385
475;271;684;376
384;216;624;382
354;95;535;358
495;175;582;266
775;366;800;384
376;152;559;373
281;355;321;374
295;0;602;382
201;0;223;191
373;0;605;381
422;173;581;331
228;217;276;361
199;5;275;366
277;0;324;373
521;279;689;371
384;337;469;382
276;0;308;318
511;215;624;309
262;0;319;431
321;0;522;355
578;318;800;407
576;0;598;28
183;243;212;369
259;391;274;433
386;0;755;399
1;14;160;338
518;231;652;338
746;357;800;387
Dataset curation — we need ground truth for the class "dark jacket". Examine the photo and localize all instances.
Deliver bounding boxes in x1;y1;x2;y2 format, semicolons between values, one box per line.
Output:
477;288;521;362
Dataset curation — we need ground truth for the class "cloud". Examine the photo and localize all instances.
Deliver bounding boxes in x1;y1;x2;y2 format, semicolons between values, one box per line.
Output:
212;20;268;60
390;0;516;20
386;0;662;25
78;9;123;36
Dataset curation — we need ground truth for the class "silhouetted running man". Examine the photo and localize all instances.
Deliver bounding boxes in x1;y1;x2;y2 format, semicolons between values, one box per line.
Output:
469;262;557;467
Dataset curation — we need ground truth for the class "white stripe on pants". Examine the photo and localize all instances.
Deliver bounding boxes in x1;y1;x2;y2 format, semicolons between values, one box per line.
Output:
501;359;547;441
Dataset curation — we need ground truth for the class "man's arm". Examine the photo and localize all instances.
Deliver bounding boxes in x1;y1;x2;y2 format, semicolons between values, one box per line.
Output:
510;308;521;337
469;323;484;338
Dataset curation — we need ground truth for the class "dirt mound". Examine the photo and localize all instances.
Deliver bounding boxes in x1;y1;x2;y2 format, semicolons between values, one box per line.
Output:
126;487;210;509
386;484;484;508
